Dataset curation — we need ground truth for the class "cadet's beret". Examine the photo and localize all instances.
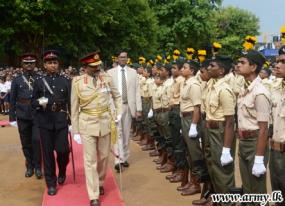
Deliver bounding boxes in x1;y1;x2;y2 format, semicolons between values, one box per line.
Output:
172;59;185;69
278;46;285;55
211;54;234;67
162;64;172;72
200;59;211;69
185;59;200;70
21;53;37;63
240;49;266;66
262;68;272;76
79;51;102;66
41;50;59;61
132;63;140;69
156;62;163;70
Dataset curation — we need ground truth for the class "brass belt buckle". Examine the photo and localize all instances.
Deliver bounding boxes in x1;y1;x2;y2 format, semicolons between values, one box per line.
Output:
51;105;57;112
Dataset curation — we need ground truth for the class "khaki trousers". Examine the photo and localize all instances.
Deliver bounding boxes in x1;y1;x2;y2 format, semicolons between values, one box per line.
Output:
81;133;111;200
114;103;132;164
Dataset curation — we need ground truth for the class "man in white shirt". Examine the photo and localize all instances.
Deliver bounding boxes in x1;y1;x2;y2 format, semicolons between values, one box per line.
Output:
108;50;142;171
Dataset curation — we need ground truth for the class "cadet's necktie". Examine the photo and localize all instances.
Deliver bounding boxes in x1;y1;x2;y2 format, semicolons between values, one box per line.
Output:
244;81;251;92
121;68;128;102
93;77;97;88
212;78;217;85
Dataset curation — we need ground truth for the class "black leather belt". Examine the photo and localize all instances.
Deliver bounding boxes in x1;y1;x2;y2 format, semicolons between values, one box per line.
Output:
45;105;67;112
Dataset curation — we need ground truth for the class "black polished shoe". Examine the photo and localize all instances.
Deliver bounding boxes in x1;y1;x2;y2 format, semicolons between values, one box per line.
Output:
90;199;100;206
58;175;66;185
48;187;57;196
35;169;43;179
114;163;122;172
123;161;129;167
99;186;104;195
25;168;34;178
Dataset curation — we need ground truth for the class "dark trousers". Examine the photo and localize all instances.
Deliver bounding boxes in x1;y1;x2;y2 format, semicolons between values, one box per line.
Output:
39;126;70;188
17;118;42;170
169;108;184;167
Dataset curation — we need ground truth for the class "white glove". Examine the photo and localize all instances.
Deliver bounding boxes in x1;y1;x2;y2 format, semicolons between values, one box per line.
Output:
180;129;182;134
220;147;233;166
252;156;266;177
115;114;122;123
148;109;153;118
68;125;72;134
74;134;82;144
10;121;18;128
188;124;198;138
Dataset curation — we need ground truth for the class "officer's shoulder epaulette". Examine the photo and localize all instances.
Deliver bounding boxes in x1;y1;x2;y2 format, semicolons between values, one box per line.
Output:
72;75;84;82
59;74;71;81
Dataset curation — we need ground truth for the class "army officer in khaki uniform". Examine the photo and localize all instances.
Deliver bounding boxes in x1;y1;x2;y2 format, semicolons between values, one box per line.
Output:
71;51;122;206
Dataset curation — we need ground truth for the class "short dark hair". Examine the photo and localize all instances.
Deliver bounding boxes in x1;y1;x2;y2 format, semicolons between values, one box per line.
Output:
216;62;231;75
185;62;199;75
145;66;153;77
116;50;128;57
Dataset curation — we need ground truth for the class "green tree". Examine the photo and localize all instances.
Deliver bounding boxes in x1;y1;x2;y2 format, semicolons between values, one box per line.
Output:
147;0;222;57
0;0;158;67
208;6;260;60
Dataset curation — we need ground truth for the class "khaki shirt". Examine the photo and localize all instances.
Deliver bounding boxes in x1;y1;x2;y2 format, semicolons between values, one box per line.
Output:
261;78;271;92
237;76;271;131
272;81;285;142
201;79;213;114
180;76;202;113
142;78;153;98
271;78;282;125
225;72;235;90
206;78;236;121
161;78;173;108
152;85;163;110
139;74;146;97
71;74;122;136
195;70;203;85
169;76;185;106
233;75;245;95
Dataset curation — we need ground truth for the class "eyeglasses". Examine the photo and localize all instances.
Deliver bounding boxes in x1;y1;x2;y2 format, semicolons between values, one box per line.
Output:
118;56;127;59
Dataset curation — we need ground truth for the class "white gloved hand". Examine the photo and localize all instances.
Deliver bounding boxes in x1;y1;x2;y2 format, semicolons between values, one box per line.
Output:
252;155;266;177
220;147;233;166
115;114;122;123
74;134;82;144
188;124;198;138
148;109;153;118
68;125;72;134
10;121;18;128
180;129;182;134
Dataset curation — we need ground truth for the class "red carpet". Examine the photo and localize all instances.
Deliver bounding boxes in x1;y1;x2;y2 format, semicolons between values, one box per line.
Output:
42;134;125;206
0;120;10;126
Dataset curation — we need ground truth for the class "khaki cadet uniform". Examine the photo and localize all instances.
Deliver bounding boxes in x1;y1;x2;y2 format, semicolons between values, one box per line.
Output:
71;73;122;200
233;75;245;96
225;72;235;91
142;78;154;137
180;76;203;182
237;76;270;200
195;70;203;85
169;75;185;169
205;78;236;203
261;78;271;92
269;78;285;205
139;74;146;97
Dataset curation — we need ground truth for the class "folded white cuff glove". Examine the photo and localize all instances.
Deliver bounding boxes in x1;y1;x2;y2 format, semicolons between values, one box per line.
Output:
10;121;18;128
188;124;198;138
68;125;72;134
220;147;233;166
148;109;153;118
252;155;266;177
74;134;82;144
115;114;122;123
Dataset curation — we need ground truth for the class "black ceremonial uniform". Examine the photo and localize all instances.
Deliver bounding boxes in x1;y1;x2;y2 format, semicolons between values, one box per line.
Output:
9;72;42;172
31;73;71;188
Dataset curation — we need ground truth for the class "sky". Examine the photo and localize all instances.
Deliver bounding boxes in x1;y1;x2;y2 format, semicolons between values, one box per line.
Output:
221;0;285;42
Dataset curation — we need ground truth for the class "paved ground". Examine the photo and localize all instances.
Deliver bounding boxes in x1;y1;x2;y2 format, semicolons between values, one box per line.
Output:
0;114;273;206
